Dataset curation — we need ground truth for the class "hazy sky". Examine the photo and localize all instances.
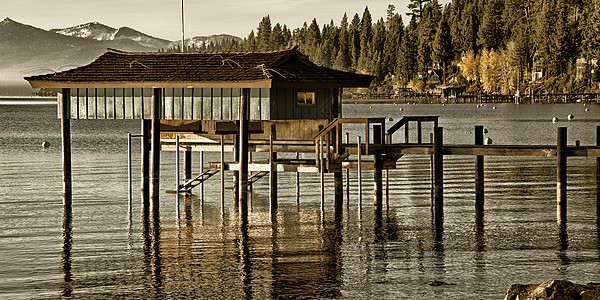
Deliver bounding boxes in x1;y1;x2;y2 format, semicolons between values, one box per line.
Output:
4;0;450;40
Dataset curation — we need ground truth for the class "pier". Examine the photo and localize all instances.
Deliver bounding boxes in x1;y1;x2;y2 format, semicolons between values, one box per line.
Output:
24;47;600;237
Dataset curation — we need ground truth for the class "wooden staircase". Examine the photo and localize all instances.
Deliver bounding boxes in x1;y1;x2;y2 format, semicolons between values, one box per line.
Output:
179;168;220;192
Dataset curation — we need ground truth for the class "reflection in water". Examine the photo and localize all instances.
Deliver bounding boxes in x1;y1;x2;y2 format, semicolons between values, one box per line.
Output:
557;223;571;275
61;203;73;297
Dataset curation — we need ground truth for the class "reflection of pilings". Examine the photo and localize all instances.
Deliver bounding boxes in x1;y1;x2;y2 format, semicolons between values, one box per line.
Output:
150;211;162;296
61;201;73;297
334;166;343;224
557;127;567;226
239;217;252;299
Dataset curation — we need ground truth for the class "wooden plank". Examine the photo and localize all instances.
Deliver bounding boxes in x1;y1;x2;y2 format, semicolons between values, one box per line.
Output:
69;88;77;119
134;88;143;119
261;88;270;120
202;88;212;120
213;88;222;120
183;88;193;120
222;88;231;120
124;88;133;119
106;88;115;119
173;88;183;120
115;88;124;119
192;88;202;120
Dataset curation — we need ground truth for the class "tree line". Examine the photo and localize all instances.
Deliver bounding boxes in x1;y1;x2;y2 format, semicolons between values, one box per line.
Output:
174;0;600;95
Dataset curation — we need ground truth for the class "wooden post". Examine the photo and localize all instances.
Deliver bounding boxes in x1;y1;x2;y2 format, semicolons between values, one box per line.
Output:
150;88;161;221
128;133;132;218
221;135;225;215
60;88;72;212
373;125;383;211
238;88;249;217
357;136;362;211
345;133;350;204
320;136;325;211
199;151;204;200
141;119;151;219
334;168;343;223
184;147;192;181
295;152;300;207
557;127;567;225
417;120;422;144
596;126;600;221
269;132;277;213
233;135;239;211
475;125;484;214
175;136;180;219
433;127;444;221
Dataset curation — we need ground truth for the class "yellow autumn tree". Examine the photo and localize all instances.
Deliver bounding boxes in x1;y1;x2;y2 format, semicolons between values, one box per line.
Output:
479;48;501;93
459;50;480;82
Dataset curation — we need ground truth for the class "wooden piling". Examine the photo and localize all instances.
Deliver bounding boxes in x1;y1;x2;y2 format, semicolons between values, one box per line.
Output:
557;127;567;225
221;135;225;215
150;88;161;220
175;136;180;218
475;125;484;214
184;147;192;181
345;133;350;204
334;167;343;214
597;126;600;221
357;136;362;210
295;152;300;207
373;125;383;211
433;127;444;221
199;151;204;199
238;88;249;216
233;135;239;211
269;132;278;212
320;136;325;211
60;88;72;209
141;119;150;219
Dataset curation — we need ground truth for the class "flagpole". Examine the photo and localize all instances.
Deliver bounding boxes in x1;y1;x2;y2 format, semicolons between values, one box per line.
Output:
181;0;185;52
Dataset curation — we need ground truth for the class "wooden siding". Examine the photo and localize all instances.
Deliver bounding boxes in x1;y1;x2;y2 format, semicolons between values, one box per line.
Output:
65;88;268;120
269;88;333;120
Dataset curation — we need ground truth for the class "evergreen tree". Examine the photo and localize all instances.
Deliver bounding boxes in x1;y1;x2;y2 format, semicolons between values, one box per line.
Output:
333;13;352;71
349;13;362;70
432;11;453;84
382;5;404;76
583;1;600;60
397;18;419;82
478;0;504;49
256;15;272;50
304;18;321;58
416;1;442;73
357;7;373;72
269;23;285;50
407;0;432;20
461;2;479;53
370;18;387;81
282;25;292;47
245;30;257;51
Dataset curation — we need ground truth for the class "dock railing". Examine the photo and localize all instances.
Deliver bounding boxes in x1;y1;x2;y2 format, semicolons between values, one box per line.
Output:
313;118;386;171
386;116;439;144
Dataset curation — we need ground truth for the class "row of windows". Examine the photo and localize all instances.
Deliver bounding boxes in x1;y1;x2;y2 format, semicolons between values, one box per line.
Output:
64;88;317;120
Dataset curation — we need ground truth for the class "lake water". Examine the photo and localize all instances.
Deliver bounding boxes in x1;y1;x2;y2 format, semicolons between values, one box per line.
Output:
1;102;599;299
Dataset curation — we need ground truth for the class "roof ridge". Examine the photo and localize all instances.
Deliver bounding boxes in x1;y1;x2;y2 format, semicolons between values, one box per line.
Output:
105;46;299;56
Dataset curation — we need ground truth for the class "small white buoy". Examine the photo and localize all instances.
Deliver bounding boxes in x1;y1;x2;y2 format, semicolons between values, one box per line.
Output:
42;141;50;148
399;108;404;111
483;128;488;134
484;137;493;145
585;108;590;112
493;106;497;109
552;117;559;123
567;114;574;120
369;106;372;108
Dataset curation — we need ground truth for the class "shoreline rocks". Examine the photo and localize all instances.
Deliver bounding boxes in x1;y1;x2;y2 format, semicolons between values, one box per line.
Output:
504;280;600;300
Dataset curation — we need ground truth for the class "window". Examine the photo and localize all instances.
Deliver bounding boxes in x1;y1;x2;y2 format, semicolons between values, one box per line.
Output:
297;91;315;105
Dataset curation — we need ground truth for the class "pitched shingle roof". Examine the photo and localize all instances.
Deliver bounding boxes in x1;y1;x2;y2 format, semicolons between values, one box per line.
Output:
25;47;374;88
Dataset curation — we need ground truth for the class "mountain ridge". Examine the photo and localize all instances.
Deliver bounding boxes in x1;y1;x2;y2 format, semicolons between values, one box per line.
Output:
0;17;241;94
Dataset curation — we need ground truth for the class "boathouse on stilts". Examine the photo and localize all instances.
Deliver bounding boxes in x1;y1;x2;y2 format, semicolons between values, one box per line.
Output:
25;46;600;235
